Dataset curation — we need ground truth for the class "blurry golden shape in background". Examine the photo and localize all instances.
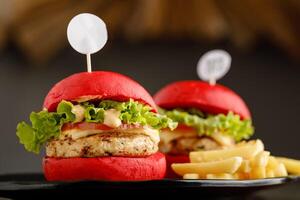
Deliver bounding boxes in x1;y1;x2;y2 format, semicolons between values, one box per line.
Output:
0;0;300;64
172;139;300;180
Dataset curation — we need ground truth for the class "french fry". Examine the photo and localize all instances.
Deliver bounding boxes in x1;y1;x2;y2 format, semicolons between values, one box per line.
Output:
206;173;236;179
238;160;251;173
172;157;242;176
266;169;275;178
249;151;270;179
276;157;300;175
183;173;200;179
190;139;264;163
235;172;250;179
250;166;266;179
274;163;288;177
267;156;279;170
173;139;294;180
251;151;270;168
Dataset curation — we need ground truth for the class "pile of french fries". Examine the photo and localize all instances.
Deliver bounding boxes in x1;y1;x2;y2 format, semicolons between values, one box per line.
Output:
172;139;300;180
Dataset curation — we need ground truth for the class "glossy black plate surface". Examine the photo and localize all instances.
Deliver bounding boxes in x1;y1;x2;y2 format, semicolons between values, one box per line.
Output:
0;173;299;198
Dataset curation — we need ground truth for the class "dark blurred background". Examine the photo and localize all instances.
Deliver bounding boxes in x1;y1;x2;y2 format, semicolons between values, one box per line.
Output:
0;0;299;173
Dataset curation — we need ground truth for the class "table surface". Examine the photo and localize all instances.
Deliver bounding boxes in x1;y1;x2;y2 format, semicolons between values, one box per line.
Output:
0;174;299;199
0;183;299;199
253;182;300;200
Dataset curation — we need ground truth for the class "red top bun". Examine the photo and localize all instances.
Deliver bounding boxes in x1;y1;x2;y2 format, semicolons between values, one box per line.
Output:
154;81;251;119
43;71;157;112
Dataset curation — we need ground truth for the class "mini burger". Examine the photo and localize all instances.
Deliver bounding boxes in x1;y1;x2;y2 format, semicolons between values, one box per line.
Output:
153;81;254;177
17;71;177;181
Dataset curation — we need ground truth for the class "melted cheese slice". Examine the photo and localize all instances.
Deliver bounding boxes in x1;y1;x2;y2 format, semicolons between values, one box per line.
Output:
60;126;160;144
211;132;234;146
159;129;197;144
62;107;160;143
160;129;234;147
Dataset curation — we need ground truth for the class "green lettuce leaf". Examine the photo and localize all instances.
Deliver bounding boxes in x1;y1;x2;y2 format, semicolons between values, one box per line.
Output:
99;100;127;110
118;100;178;130
160;108;254;141
17;99;177;153
17;111;62;153
56;100;75;122
16;101;78;153
16;122;39;153
84;105;105;123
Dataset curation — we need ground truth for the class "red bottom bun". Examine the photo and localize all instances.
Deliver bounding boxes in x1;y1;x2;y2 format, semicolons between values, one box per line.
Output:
165;154;190;178
43;152;166;181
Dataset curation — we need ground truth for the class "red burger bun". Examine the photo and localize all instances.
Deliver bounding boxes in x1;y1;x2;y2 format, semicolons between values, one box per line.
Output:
165;154;190;178
154;81;251;119
43;152;166;181
43;71;157;112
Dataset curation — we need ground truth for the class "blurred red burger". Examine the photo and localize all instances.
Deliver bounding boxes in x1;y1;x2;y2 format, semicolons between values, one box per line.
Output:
154;81;254;178
17;71;177;181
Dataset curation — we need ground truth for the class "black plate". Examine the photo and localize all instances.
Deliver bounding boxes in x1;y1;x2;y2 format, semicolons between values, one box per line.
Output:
0;173;299;198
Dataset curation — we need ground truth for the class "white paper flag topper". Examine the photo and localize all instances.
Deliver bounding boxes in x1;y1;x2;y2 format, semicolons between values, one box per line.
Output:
67;13;108;55
197;50;231;85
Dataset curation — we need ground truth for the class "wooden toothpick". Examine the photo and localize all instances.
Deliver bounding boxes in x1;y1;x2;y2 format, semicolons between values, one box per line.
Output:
86;53;92;72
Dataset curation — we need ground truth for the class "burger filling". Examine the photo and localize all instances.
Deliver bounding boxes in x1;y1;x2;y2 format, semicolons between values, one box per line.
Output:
158;108;254;155
16;99;177;156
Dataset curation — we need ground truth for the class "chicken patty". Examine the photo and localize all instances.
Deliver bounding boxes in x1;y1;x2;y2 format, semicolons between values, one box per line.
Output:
159;136;221;155
159;129;234;155
46;132;158;158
